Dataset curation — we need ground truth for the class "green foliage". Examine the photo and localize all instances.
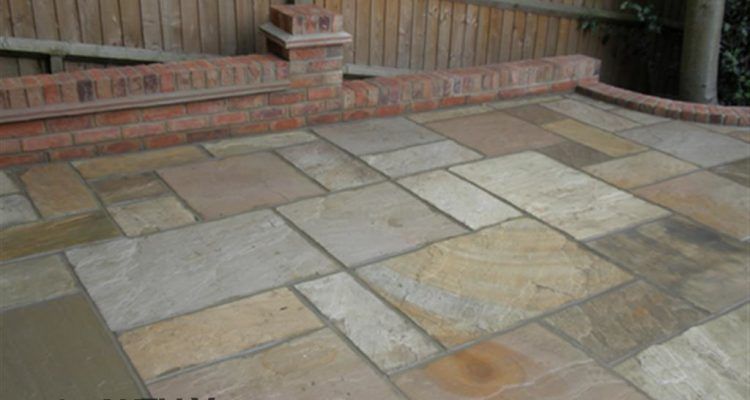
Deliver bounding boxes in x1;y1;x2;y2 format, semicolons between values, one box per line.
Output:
620;1;662;34
719;0;749;106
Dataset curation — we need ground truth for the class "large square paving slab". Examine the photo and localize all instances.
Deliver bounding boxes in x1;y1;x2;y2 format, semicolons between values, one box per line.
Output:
394;323;647;399
314;117;442;155
21;164;98;218
635;171;750;240
66;210;337;331
159;152;324;220
452;152;669;240
1;295;142;399
149;329;403;399
618;121;750;167
425;111;564;156
358;218;631;347
588;217;750;313
278;182;465;267
543;99;640;131
616;304;749;400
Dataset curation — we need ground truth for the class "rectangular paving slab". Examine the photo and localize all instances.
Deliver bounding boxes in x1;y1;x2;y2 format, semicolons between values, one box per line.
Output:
1;295;142;399
203;130;317;157
0;194;37;228
315;117;442;155
149;329;403;400
362;140;482;178
408;105;492;123
616;304;749;400
542;119;646;157
711;158;750;187
0;255;77;309
1;211;120;261
358;218;631;347
452;152;669;240
67;210;337;331
297;272;440;372
537;140;612;168
108;196;197;236
279;182;465;267
21;164;98;218
583;151;697;189
73;146;208;179
394;323;648;399
119;288;323;382
90;173;169;205
502;104;568;125
543;99;640;131
0;171;19;195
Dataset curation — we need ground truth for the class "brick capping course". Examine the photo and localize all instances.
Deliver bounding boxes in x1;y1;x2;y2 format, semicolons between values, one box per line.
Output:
0;4;611;168
577;82;750;126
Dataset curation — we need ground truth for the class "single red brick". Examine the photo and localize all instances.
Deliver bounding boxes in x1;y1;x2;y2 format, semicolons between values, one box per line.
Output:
411;100;440;112
0;121;46;139
143;105;186;121
307;85;339;101
0;152;45;168
343;109;375;121
231;123;269;136
270;91;306;105
0;139;20;154
168;116;209;131
145;133;186;149
307;112;341;125
250;107;288;120
186;100;225;114
288;48;326;61
376;105;406;117
186;128;231;143
98;140;142;154
48;145;96;161
228;94;267;110
47;115;92;132
96;110;141;126
212;112;249;126
466;92;496;104
22;133;72;151
291;101;325;117
439;96;466;107
270;117;304;131
74;127;121;144
122;122;166;138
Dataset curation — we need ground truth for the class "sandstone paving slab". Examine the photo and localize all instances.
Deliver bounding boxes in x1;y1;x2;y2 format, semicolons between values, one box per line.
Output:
0;295;142;399
543;119;647;157
0;255;77;309
149;329;404;400
73;146;207;179
635;171;750;240
108;196;197;236
618;121;750;167
0;171;19;195
297;273;440;372
394;323;648;400
452;152;669;240
159;152;324;220
408;105;492;123
565;92;619;110
616;304;750;400
1;211;120;261
588;217;750;313
362;141;482;178
315;117;442;155
544;99;640;131
487;94;563;109
21;163;98;218
537;140;612;168
426;111;565;156
119;288;323;382
67;210;337;331
584;151;698;189
697;123;750;134
727;130;750;143
711;158;750;187
398;170;520;229
502;104;568;125
203;130;316;157
358;218;631;347
279;182;465;267
0;194;37;227
277;140;383;190
612;108;670;125
90;172;169;205
545;280;707;363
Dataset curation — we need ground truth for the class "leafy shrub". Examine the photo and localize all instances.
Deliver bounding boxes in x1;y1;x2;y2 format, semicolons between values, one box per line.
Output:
719;0;749;105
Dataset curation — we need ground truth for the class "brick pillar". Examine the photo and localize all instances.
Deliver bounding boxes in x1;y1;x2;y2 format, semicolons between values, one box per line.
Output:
261;4;352;125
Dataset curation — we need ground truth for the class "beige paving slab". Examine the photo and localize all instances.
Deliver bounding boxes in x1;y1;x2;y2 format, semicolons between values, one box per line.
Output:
67;210;337;331
408;105;492;123
159;152;324;220
565;92;619;110
727;130;750;143
279;182;465;267
612;107;670;125
394;323;648;400
618;121;750;167
21;164;98;218
696;122;750;134
358;218;631;347
584;151;698;189
487;94;563;109
0;194;37;228
588;217;749;313
546;281;707;363
73;146;207;179
108;196;196;236
297;273;440;372
149;329;404;400
635;171;750;240
1;295;142;400
119;288;323;382
0;255;77;309
203;130;316;157
543;119;647;157
0;171;19;195
398;170;520;230
1;211;120;262
544;99;640;131
277;140;383;190
616;304;750;400
711;158;750;187
426;111;565;156
315;117;443;155
90;173;169;205
452;152;669;240
537;140;612;168
362;141;482;178
502;104;568;125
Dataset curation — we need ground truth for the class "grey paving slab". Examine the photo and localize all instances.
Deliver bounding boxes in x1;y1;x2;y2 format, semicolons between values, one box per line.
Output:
711;158;750;187
203;130;317;157
314;117;443;155
408;105;492;123
0;255;77;309
584;151;698;189
90;173;169;205
67;210;337;331
108;196;197;236
537;140;612;168
612;108;670;125
0;194;37;228
544;99;640;131
362;140;481;178
0;171;19;196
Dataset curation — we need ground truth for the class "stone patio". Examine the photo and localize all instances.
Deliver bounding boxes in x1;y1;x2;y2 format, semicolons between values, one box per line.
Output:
1;93;749;400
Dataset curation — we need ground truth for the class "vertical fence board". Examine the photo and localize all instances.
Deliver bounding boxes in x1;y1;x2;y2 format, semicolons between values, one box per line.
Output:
101;0;124;46
342;0;355;63
160;0;182;52
397;0;413;68
32;0;59;40
218;0;237;55
141;0;163;50
370;0;385;65
448;1;464;68
236;0;254;54
198;0;219;53
474;6;489;65
355;0;371;64
55;0;81;42
383;0;399;67
410;0;427;69
436;0;452;69
422;0;440;70
522;12;536;59
510;10;524;61
462;4;477;67
180;0;201;53
119;0;142;48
